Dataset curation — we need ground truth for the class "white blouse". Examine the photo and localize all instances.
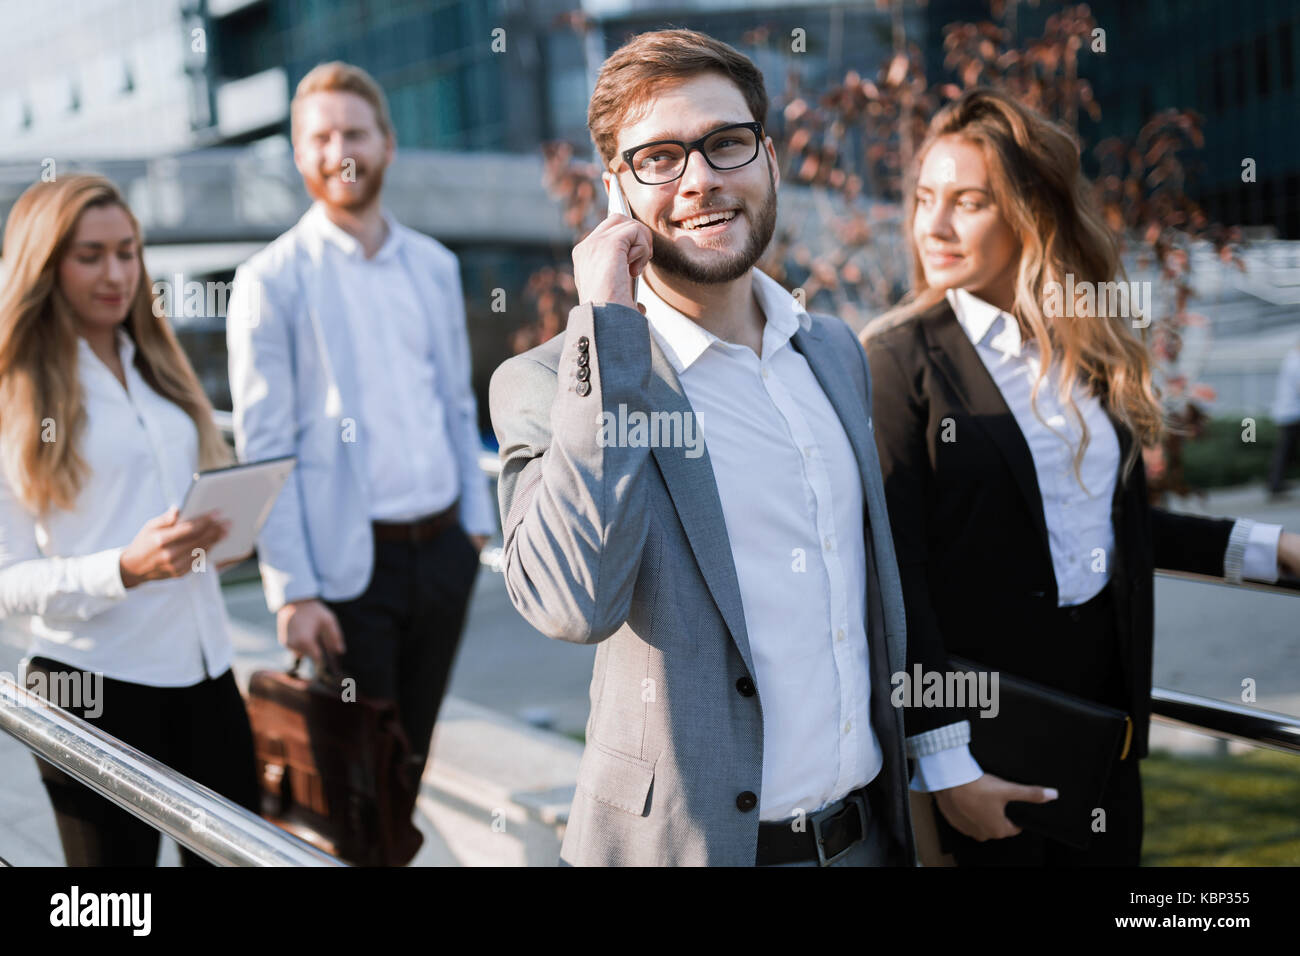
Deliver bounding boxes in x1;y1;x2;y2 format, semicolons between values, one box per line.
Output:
0;328;233;686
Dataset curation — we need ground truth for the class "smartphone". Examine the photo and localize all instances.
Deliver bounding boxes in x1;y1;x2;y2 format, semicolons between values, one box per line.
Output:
606;176;640;301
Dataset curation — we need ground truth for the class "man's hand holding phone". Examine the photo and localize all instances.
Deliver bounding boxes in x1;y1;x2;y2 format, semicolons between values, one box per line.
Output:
571;176;653;314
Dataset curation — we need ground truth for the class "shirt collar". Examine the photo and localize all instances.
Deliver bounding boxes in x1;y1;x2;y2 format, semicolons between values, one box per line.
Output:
77;324;136;374
636;268;811;375
306;201;403;262
946;287;1022;357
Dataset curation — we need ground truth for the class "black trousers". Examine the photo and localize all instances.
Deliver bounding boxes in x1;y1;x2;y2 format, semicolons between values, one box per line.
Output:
325;521;480;790
1269;421;1300;493
935;584;1144;866
26;657;260;867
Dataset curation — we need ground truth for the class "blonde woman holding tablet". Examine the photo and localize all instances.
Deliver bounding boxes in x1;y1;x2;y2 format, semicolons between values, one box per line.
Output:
0;174;259;866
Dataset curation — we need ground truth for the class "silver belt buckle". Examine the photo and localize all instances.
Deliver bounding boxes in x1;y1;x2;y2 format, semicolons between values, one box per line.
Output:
812;789;870;866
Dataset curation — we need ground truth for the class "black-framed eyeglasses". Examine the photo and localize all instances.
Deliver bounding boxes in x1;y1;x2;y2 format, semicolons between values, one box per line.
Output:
620;121;765;186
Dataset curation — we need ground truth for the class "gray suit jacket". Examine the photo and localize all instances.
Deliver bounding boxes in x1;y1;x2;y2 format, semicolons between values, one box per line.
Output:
227;206;495;613
489;299;916;866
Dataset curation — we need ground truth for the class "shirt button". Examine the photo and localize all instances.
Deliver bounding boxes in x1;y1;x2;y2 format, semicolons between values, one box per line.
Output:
843;721;852;734
803;446;813;458
736;791;758;812
823;536;834;552
760;367;770;380
836;628;846;643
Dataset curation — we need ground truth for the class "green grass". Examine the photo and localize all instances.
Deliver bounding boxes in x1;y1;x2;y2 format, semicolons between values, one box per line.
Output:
1142;748;1300;865
1180;416;1300;490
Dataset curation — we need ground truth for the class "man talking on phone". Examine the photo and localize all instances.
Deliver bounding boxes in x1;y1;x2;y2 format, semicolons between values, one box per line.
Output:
227;62;492;796
490;29;923;866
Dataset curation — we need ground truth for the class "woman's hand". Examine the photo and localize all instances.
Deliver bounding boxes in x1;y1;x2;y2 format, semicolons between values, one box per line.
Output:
118;506;230;588
933;772;1059;841
1278;530;1300;578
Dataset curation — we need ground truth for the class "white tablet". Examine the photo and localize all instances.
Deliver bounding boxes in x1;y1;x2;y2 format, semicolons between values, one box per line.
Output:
178;455;297;565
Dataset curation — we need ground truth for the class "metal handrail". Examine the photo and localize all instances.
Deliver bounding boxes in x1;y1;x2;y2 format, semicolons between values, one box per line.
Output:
1150;687;1300;755
1149;567;1300;753
0;675;345;867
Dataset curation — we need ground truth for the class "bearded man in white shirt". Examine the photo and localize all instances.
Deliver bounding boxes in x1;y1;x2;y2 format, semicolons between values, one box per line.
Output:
227;62;493;801
489;29;916;866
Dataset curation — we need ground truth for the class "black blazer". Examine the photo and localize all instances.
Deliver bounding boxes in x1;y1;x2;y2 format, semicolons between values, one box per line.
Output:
864;299;1234;759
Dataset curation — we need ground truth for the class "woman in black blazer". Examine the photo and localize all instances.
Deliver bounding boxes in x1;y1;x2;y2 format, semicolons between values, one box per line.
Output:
862;88;1300;866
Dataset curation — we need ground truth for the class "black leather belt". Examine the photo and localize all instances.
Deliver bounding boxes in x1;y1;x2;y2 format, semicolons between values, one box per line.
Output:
756;784;873;866
371;502;459;544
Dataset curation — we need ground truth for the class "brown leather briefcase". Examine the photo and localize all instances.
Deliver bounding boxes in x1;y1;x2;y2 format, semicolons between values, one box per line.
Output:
246;656;424;866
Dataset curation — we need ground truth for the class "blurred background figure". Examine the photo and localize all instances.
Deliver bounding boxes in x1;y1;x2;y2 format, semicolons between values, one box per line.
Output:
226;62;492;802
1269;340;1300;499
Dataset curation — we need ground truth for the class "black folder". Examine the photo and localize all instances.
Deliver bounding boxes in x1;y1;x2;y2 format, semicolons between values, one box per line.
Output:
948;656;1133;850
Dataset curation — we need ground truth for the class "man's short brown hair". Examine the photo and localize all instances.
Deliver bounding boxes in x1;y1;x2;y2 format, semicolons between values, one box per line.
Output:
291;61;394;143
587;29;768;169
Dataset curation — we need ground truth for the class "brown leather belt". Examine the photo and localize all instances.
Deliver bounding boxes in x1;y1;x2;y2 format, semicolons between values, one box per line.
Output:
371;502;459;544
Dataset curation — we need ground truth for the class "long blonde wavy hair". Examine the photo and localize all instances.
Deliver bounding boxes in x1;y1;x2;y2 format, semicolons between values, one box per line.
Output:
863;88;1163;478
0;174;231;515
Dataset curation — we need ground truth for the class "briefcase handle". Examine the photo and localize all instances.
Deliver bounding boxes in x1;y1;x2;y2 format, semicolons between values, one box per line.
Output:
289;650;349;687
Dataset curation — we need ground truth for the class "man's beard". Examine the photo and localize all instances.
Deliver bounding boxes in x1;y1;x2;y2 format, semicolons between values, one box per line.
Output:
649;172;777;284
303;160;386;211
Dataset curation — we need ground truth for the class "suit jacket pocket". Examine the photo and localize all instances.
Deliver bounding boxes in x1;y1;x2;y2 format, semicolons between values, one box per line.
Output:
576;741;656;816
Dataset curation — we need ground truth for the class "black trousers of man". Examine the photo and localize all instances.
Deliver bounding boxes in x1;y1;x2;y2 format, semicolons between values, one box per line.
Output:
325;516;481;792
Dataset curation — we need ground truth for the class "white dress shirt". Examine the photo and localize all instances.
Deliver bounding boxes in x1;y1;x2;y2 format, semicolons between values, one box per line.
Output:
306;204;460;521
910;288;1283;792
637;270;882;821
0;328;232;686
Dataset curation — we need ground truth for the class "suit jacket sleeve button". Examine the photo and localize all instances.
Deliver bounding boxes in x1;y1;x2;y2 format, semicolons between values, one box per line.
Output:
577;351;589;367
576;366;590;382
576;381;591;397
577;336;590;349
735;676;755;697
736;791;757;812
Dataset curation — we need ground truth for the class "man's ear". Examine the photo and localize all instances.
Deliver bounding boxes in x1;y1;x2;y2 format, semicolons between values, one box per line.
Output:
765;136;780;192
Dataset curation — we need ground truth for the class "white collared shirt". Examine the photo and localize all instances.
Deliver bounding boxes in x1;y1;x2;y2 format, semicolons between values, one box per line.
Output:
950;287;1123;606
637;270;883;821
909;288;1282;792
0;329;232;686
305;204;459;521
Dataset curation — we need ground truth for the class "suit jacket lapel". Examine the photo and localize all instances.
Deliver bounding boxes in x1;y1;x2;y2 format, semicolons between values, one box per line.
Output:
790;320;877;513
923;302;1053;562
646;335;756;679
792;318;907;677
